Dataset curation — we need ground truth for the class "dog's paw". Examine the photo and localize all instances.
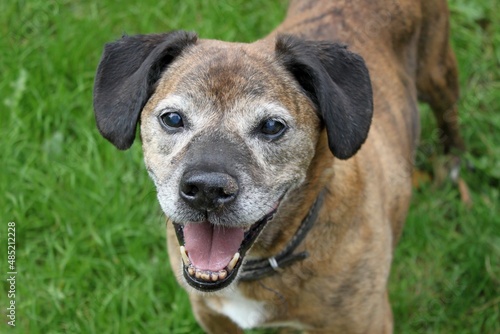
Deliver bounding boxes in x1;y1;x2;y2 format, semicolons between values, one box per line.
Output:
433;154;473;208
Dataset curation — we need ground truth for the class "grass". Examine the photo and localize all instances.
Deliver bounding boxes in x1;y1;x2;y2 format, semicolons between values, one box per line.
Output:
0;0;498;333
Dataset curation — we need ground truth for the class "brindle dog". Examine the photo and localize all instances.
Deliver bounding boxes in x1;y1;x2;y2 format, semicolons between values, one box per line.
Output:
93;0;464;332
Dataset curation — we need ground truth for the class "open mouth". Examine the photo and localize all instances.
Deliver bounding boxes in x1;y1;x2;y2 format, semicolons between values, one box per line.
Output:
173;205;279;292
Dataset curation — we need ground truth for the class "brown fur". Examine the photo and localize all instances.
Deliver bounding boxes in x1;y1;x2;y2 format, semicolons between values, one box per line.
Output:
164;1;462;332
160;0;462;332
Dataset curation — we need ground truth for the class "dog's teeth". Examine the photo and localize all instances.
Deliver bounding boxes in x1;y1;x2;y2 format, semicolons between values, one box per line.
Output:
189;267;229;281
200;272;211;281
180;246;190;266
218;270;227;280
195;269;202;279
227;252;240;272
187;266;195;276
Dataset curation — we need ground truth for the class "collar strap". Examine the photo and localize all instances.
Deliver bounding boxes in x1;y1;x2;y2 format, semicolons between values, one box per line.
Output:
239;189;325;281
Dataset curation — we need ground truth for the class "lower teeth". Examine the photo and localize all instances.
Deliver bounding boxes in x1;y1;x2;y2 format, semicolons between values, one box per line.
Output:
189;267;229;282
181;247;240;282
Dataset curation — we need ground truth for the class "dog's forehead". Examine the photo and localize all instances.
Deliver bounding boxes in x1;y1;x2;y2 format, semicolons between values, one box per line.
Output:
151;39;300;112
180;39;277;85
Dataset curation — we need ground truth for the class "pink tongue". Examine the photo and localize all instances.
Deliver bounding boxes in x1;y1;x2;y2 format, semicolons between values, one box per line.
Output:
183;222;244;271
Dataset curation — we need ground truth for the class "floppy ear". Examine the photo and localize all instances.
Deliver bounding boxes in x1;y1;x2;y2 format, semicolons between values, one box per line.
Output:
93;30;198;149
276;35;373;159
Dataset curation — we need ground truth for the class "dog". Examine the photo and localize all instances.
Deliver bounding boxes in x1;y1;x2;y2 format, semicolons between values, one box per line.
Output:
93;0;464;332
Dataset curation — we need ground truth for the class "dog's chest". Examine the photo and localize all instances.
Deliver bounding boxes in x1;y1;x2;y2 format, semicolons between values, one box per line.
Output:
206;288;308;330
207;289;267;329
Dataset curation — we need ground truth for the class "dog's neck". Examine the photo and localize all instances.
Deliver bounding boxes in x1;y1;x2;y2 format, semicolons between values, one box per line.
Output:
239;189;326;281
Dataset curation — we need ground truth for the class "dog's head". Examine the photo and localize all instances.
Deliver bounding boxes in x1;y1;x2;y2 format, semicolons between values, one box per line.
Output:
93;30;372;292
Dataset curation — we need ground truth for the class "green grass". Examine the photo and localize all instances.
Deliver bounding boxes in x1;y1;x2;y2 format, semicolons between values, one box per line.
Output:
1;0;498;333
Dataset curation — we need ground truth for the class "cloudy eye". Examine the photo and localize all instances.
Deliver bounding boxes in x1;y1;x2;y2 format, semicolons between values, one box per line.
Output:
258;118;287;140
159;111;184;130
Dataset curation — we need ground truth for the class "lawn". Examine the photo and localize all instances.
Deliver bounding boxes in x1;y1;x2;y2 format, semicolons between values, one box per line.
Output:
1;0;498;333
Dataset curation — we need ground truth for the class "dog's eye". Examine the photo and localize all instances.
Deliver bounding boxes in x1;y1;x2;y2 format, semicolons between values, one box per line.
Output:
160;112;184;129
258;119;286;139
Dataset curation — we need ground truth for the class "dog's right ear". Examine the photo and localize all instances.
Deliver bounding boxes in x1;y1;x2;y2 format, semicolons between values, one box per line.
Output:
93;31;197;150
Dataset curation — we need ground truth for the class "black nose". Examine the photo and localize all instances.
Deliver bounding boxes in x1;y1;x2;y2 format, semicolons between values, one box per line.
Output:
179;171;239;211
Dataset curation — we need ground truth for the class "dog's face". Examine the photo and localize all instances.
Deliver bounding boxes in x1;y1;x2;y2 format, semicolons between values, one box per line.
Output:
141;38;320;227
93;31;373;292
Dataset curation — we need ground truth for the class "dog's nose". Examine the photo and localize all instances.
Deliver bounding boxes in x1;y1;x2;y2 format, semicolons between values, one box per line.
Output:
179;171;238;211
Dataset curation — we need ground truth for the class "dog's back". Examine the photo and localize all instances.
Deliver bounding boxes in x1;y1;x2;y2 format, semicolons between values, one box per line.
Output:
274;0;463;243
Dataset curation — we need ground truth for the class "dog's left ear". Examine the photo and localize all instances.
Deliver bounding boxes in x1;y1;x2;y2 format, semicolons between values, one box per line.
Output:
276;35;373;159
93;30;198;150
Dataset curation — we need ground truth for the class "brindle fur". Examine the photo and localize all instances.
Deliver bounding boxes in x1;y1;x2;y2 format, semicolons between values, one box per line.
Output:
93;0;463;332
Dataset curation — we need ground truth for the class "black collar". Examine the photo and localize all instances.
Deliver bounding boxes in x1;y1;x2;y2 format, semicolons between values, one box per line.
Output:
239;189;325;281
